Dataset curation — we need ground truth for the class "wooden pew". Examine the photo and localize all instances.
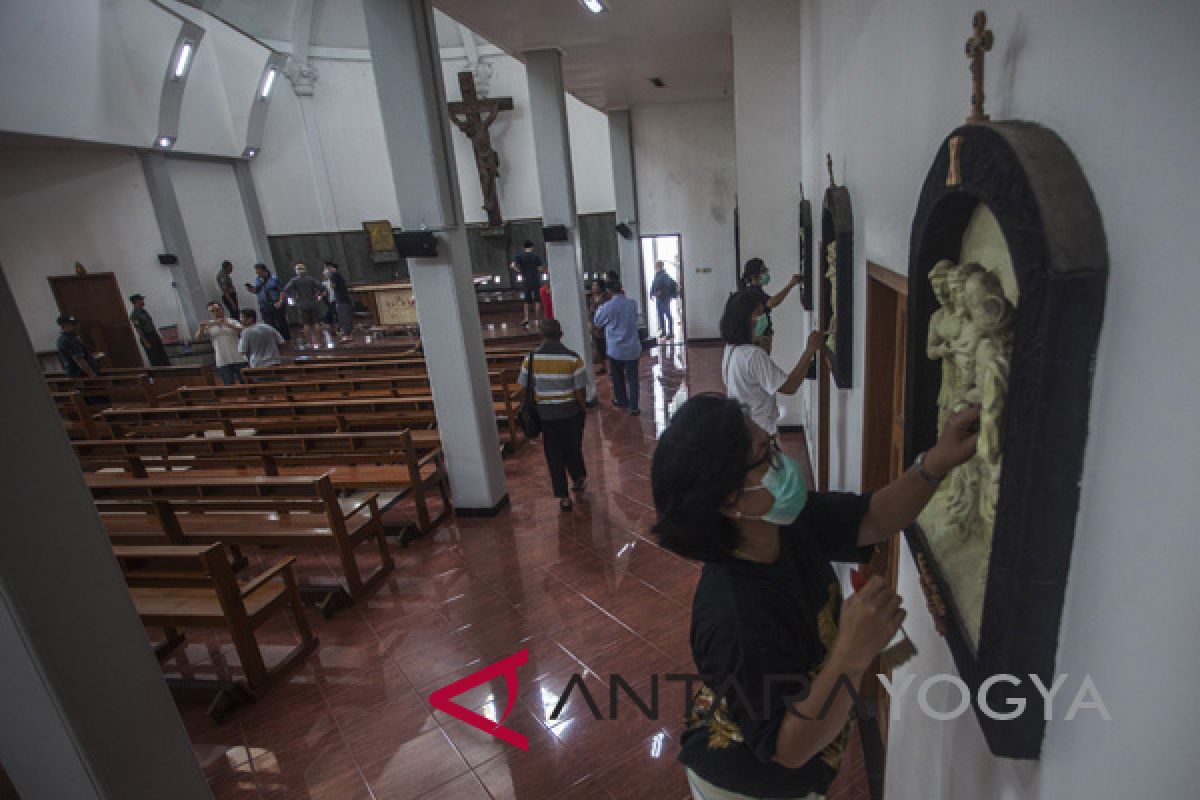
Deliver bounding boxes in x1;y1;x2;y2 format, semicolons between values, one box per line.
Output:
52;391;99;439
45;373;158;406
243;352;527;382
97;386;523;451
113;543;316;721
90;473;393;616
170;370;514;406
74;430;451;536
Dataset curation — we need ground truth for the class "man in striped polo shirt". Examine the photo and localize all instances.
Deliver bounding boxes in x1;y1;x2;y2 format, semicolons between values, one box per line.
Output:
518;320;589;511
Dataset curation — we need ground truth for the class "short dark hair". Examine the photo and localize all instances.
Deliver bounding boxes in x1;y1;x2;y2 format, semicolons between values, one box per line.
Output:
129;293;144;303
323;259;336;267
240;308;257;323
609;281;623;294
652;393;753;562
523;240;535;249
254;263;269;273
741;258;767;289
540;319;563;340
221;260;233;270
720;289;764;345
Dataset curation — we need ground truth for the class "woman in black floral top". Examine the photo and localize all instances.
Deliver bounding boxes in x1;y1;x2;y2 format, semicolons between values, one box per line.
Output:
651;394;978;799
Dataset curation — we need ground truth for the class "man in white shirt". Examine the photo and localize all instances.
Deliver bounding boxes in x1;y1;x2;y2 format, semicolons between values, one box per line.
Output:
238;309;286;368
196;301;245;384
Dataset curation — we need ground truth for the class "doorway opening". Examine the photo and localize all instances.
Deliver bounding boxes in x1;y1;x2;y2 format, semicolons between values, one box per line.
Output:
640;234;685;341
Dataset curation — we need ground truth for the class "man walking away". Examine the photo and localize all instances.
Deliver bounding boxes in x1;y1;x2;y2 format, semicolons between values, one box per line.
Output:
217;260;239;317
518;320;588;511
196;301;246;384
323;261;355;342
247;263;290;341
56;315;99;377
649;260;678;341
129;294;171;366
279;263;326;349
238;309;285;368
593;281;643;415
509;240;544;328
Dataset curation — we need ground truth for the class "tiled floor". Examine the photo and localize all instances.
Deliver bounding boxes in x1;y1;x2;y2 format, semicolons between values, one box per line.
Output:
4;343;843;800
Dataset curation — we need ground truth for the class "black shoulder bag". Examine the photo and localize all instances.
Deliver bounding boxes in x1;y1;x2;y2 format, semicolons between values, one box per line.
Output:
518;352;542;438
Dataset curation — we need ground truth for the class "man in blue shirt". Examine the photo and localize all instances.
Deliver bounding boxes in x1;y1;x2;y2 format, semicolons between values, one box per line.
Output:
246;263;290;341
593;281;642;415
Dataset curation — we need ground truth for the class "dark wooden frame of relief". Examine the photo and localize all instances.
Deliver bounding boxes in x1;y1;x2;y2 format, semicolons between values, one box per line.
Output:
904;121;1108;759
820;184;854;388
799;194;814;311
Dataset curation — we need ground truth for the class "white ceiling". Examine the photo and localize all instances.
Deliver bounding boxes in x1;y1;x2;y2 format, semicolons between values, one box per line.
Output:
433;0;733;110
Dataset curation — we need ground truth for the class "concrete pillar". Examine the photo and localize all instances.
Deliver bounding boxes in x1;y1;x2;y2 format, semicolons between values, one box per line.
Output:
731;0;810;427
364;0;507;513
607;109;643;315
285;0;338;230
140;151;206;333
523;48;596;400
234;160;273;268
0;263;211;799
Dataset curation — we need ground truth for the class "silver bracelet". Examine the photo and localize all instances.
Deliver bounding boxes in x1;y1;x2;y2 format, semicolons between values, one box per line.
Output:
914;451;944;485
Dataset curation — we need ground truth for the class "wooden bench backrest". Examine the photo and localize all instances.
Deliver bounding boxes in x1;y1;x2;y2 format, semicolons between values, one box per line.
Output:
172;372;507;405
90;473;341;518
52;391;99;439
242;352;526;382
75;430;425;474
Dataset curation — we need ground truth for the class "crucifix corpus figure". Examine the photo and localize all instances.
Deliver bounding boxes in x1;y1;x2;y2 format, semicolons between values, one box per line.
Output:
448;72;513;228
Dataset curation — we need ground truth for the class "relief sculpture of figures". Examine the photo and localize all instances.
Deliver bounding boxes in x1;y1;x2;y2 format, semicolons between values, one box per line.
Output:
824;240;838;353
925;260;1014;542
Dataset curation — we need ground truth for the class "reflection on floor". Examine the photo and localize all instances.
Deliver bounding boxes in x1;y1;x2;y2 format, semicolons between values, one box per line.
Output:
15;343;839;800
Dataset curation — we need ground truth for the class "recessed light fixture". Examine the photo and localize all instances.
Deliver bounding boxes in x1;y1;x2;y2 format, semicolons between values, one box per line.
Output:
172;40;194;80
259;66;278;99
579;0;605;14
243;146;258;158
156;135;175;149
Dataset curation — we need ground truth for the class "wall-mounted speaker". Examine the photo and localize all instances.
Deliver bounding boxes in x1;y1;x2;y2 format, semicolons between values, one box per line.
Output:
615;223;633;240
543;225;569;243
396;231;438;258
158;254;179;265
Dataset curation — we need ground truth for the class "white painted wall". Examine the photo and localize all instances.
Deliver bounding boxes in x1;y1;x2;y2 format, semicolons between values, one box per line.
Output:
632;101;738;340
0;147;172;350
731;0;810;424
253;42;615;234
168;159;258;305
782;0;1200;796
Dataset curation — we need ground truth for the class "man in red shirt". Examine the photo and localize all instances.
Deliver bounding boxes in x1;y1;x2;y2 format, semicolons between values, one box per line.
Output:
539;283;554;320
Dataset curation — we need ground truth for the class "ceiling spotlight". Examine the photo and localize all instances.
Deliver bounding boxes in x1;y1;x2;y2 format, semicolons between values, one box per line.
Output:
173;40;194;80
243;146;258;158
259;66;278;99
156;135;175;149
579;0;605;14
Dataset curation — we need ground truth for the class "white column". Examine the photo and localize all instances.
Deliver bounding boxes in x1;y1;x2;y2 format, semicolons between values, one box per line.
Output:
732;0;810;427
140;151;206;333
524;48;596;400
0;264;210;799
234;159;273;267
607;109;643;315
364;0;507;512
285;0;338;230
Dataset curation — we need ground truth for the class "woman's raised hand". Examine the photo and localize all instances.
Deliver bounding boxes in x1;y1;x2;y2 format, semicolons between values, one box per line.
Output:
831;575;905;671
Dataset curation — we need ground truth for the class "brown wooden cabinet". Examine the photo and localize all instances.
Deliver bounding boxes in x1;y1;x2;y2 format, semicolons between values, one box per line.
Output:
48;272;143;368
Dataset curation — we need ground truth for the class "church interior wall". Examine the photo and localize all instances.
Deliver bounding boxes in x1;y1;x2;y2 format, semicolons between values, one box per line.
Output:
167;158;259;308
0;146;171;350
785;0;1200;796
631;100;738;340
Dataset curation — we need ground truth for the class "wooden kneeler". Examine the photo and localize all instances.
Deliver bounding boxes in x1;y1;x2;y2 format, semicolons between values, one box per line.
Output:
114;544;318;722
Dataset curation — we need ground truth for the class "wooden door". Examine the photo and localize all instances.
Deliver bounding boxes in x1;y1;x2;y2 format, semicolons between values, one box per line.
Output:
860;261;909;793
49;273;143;368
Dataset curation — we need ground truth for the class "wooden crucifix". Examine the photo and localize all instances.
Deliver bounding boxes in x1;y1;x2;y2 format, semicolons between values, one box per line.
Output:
965;10;994;123
448;72;513;228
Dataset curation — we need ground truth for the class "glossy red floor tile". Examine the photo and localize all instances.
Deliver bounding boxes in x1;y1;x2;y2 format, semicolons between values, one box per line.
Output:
166;344;739;799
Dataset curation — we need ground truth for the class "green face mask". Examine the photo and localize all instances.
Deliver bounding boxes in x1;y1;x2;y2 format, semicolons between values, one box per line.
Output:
743;453;809;525
760;270;771;286
753;315;769;337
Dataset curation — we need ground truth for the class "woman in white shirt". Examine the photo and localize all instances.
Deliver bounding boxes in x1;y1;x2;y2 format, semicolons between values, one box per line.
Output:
196;301;246;384
720;289;823;439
